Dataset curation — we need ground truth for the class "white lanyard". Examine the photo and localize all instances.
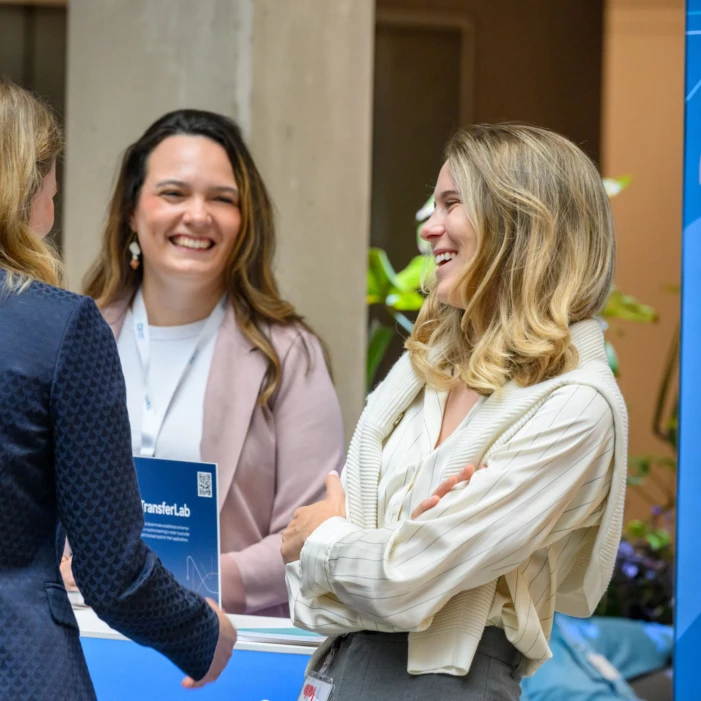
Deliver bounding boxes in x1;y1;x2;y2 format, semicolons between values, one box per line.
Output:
132;287;226;457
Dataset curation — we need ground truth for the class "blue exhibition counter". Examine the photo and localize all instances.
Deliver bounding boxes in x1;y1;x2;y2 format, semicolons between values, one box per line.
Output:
77;608;313;701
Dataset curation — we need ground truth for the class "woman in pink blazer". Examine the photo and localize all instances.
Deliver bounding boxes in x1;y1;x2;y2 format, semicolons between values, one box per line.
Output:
65;109;345;617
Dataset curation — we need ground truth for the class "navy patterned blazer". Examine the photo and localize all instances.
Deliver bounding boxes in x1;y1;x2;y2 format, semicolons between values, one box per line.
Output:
0;273;220;700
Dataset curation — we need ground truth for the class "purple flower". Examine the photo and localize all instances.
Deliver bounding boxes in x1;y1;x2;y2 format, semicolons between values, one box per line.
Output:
622;562;639;579
619;541;635;558
651;506;662;516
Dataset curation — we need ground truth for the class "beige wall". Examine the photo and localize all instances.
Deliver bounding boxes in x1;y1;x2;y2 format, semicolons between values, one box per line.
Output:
601;0;684;520
0;4;66;245
64;0;253;283
247;1;375;440
64;0;374;441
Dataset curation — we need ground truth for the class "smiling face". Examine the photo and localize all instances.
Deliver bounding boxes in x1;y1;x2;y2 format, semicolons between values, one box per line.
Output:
420;161;478;308
130;134;241;288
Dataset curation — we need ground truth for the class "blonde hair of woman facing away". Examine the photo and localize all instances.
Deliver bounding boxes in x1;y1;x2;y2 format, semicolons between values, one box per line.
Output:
407;123;615;394
282;124;627;701
0;77;62;289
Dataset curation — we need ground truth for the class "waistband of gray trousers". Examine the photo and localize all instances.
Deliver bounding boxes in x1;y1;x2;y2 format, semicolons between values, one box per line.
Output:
349;625;522;669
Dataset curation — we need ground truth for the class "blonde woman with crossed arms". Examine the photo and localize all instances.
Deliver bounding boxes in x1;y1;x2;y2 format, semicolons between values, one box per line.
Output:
281;124;627;700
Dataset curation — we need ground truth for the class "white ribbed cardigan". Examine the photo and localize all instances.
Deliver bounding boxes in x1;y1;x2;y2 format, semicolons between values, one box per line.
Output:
298;319;628;676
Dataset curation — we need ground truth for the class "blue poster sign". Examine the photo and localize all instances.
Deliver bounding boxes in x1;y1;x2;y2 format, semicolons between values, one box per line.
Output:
677;3;701;698
134;457;220;605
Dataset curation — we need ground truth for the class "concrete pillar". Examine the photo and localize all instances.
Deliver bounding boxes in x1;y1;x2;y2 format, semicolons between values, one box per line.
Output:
64;0;374;438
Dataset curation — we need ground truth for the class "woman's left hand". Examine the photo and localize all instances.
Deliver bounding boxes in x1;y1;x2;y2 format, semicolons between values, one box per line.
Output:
281;472;346;564
411;463;486;519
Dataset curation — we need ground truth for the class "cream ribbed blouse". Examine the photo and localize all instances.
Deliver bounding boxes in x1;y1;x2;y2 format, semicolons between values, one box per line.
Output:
286;320;628;677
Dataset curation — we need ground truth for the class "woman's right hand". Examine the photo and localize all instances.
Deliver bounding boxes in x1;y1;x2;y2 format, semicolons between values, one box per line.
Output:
60;555;78;591
411;463;486;519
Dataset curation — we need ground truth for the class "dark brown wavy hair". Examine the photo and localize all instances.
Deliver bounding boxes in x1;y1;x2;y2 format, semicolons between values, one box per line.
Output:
83;109;327;404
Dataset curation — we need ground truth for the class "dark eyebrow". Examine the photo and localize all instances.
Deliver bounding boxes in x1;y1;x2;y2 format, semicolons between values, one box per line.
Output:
155;179;188;188
155;180;239;197
210;185;239;196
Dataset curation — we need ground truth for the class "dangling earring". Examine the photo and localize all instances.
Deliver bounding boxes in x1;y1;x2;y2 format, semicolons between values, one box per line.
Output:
129;234;141;270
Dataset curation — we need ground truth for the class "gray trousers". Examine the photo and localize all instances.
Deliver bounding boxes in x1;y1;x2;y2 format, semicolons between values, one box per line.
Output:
319;626;523;700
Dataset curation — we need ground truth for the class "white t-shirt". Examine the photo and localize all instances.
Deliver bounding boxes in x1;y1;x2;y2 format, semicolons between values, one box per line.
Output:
117;307;219;462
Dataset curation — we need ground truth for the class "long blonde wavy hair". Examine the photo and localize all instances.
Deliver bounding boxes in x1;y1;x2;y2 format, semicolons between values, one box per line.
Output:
407;124;615;395
84;109;328;405
0;77;63;290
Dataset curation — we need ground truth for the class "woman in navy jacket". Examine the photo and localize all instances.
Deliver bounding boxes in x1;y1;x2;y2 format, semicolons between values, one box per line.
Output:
0;80;235;700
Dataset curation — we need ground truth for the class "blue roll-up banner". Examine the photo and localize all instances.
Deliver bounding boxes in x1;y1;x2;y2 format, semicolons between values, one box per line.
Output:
676;3;701;698
134;457;221;605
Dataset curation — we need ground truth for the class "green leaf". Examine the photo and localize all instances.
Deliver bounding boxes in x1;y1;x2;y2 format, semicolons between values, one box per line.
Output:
627;519;647;538
385;289;426;312
394;255;435;292
605;340;620;377
629;454;676;474
646;531;672;551
368;248;399;300
367;267;382;302
628;456;651;476
366;320;394;390
646;533;663;550
655;528;672;548
603;175;632;198
651;529;672;550
603;287;657;323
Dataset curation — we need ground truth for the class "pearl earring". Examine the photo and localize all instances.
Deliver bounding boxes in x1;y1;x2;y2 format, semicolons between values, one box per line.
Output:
129;236;141;270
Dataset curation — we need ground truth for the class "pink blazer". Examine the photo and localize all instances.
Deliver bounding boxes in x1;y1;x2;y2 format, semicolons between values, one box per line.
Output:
102;298;345;617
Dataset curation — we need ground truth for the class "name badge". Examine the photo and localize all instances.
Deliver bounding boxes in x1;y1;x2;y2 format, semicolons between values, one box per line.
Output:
298;673;334;701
